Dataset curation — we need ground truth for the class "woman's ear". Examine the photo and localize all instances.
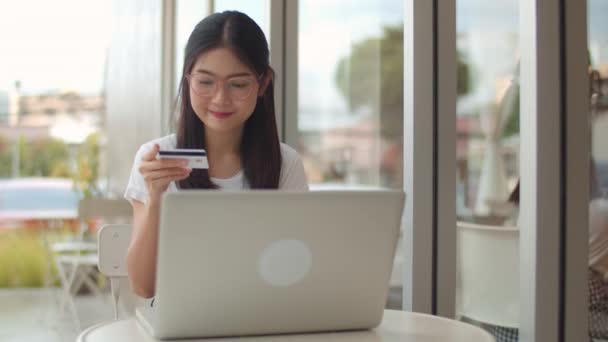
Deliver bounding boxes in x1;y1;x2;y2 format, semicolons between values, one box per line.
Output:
258;70;273;96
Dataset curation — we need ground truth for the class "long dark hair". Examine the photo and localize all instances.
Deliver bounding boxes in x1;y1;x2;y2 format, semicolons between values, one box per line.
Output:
175;11;281;189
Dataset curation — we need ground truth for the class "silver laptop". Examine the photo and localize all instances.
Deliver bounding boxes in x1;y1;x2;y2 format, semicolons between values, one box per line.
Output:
136;190;405;339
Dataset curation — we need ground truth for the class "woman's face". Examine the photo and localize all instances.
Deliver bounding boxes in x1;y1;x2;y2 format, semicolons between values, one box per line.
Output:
187;47;261;134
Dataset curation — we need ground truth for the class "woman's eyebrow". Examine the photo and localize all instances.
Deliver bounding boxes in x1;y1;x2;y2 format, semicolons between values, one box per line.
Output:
193;69;252;78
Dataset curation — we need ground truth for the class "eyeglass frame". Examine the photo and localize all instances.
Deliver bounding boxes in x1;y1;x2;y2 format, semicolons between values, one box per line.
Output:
185;72;264;100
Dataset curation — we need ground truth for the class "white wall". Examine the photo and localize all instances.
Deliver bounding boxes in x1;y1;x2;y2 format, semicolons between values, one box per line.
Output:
105;0;165;195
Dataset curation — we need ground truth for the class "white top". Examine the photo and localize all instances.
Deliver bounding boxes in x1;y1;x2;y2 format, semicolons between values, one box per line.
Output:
77;310;495;342
589;197;608;279
124;134;308;203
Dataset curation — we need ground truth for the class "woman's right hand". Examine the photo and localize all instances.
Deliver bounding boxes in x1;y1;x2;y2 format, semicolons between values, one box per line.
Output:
138;144;192;201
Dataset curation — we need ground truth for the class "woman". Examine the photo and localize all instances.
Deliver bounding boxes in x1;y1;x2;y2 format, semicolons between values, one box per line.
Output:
124;11;308;298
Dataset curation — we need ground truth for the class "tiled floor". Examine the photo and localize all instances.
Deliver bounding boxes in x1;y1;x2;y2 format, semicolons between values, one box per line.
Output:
0;288;113;342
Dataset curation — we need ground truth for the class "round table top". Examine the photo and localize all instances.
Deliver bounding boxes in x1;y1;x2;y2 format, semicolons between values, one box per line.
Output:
77;310;494;342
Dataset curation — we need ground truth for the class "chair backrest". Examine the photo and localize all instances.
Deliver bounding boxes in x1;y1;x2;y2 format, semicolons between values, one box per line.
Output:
78;198;133;221
97;224;132;277
75;198;132;239
98;224;139;317
456;221;519;328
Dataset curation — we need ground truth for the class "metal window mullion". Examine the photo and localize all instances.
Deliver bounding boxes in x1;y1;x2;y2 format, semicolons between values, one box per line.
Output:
519;0;562;340
269;0;285;141
403;0;435;313
562;0;589;340
161;0;176;136
435;0;457;318
282;0;298;147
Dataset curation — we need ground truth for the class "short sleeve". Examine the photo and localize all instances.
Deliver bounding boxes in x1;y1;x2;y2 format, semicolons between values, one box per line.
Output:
124;144;151;204
279;145;309;191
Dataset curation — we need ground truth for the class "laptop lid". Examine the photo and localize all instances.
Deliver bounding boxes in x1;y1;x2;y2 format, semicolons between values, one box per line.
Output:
150;190;405;339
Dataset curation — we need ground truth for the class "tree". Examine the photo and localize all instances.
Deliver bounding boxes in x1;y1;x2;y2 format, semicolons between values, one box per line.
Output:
334;24;472;140
1;132;100;198
502;86;519;139
18;137;70;177
0;134;12;177
72;133;101;197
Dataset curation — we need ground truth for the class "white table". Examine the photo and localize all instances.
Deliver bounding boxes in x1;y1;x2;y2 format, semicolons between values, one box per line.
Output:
77;309;495;342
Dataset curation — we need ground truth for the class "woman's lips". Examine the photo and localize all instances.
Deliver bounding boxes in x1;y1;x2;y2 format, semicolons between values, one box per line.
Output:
209;110;233;119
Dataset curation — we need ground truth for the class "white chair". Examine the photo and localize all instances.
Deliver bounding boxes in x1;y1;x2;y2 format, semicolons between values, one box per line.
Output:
456;221;519;330
97;224;134;320
52;198;132;327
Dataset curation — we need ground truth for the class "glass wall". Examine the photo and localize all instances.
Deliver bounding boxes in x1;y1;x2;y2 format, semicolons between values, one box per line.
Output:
0;0;112;340
454;1;520;340
587;0;608;339
589;1;608;196
297;0;403;190
0;1;111;249
174;0;210;97
295;0;404;309
214;0;270;42
455;1;519;223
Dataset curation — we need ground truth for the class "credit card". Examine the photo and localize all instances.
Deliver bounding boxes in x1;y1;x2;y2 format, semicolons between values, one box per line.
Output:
157;149;208;169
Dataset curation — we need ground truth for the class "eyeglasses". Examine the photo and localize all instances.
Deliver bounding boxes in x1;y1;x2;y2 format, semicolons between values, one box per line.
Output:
186;73;259;100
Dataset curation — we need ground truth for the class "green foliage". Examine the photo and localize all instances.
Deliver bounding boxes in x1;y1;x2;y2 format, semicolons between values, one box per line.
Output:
0;132;100;196
73;132;101;197
334;24;472;140
334;26;403;140
0;132;102;287
502;87;520;139
458;51;473;96
0;230;56;287
0;135;11;177
18;136;71;177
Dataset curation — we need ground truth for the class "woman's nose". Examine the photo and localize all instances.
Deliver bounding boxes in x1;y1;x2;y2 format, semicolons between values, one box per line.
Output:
211;83;231;104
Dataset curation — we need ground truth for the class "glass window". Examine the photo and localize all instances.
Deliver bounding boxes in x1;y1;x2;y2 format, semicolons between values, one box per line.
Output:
0;0;110;199
0;0;111;340
455;1;520;223
590;0;608;198
455;1;520;340
214;0;270;43
296;0;403;311
174;0;210;97
587;0;608;339
297;0;403;190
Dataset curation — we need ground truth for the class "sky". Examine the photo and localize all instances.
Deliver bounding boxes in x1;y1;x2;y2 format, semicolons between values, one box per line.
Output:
0;0;111;94
298;0;403;126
